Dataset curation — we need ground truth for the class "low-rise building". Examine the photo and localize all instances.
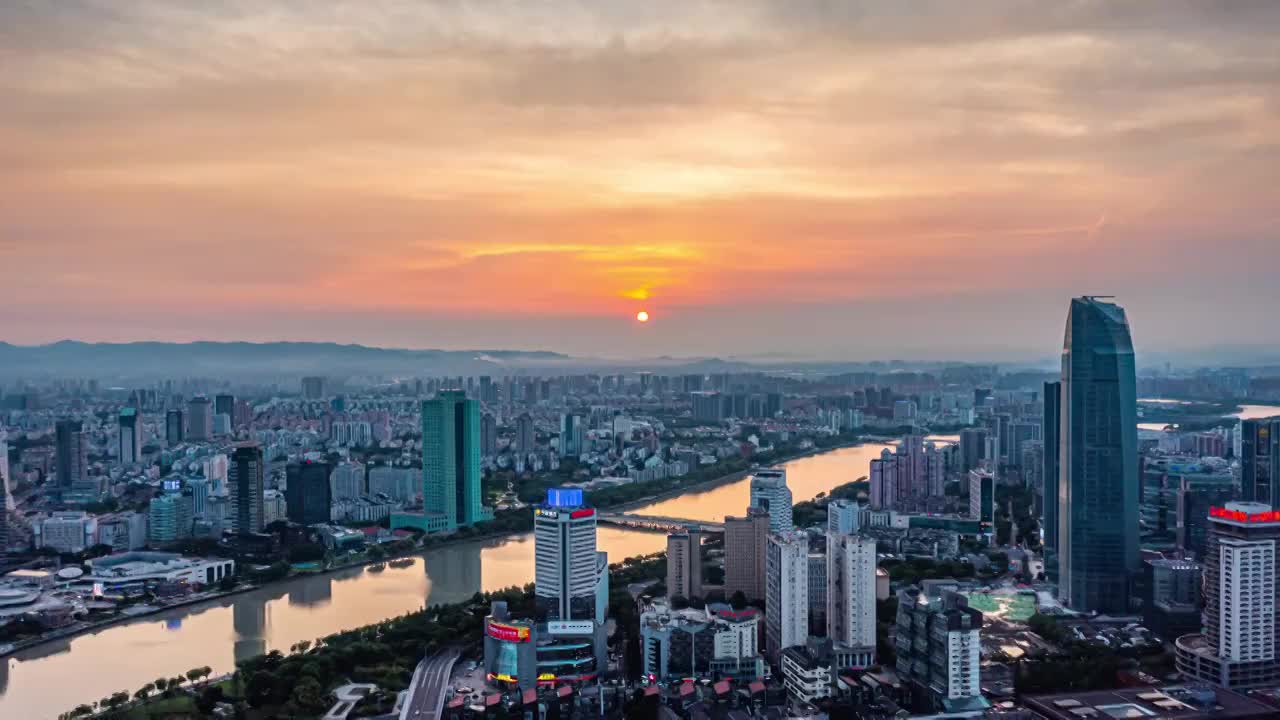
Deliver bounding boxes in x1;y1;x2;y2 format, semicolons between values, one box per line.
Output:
781;645;833;704
639;601;765;682
84;552;234;591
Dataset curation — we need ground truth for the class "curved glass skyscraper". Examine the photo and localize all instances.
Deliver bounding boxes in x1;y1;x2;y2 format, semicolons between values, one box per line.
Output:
1057;297;1139;613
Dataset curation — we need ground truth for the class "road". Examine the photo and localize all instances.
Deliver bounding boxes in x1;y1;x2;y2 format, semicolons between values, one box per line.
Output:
401;648;461;720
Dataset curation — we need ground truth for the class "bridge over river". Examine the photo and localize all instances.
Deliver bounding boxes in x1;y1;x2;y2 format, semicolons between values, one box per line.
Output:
597;512;724;533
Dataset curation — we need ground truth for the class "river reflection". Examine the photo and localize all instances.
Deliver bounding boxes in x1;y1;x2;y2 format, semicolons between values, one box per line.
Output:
3;443;891;718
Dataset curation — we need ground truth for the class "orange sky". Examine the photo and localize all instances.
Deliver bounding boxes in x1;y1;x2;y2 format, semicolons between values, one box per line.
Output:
1;1;1278;359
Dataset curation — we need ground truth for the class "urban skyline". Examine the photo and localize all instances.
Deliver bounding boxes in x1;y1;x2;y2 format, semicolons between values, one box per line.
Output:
3;2;1280;718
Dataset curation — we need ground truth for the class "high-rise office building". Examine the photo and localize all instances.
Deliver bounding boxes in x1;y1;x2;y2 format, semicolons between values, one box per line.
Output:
534;487;605;622
969;469;995;523
480;413;497;456
1175;502;1280;688
724;508;769;601
228;442;265;535
666;529;703;601
55;419;88;490
149;489;194;544
286;461;332;526
958;428;987;474
765;530;809;658
515;413;535;455
1043;380;1061;567
826;533;877;667
1240;419;1280;505
422;390;489;530
1057;296;1138;614
750;469;793;533
187;396;213;442
165;409;184;445
118;407;141;464
827;499;862;535
558;413;583;458
214;394;234;419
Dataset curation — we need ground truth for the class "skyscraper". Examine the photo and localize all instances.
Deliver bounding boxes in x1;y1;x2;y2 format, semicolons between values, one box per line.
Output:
422;390;488;531
118;407;141;464
480;412;497;456
765;530;809;659
749;469;793;533
515;413;535;455
869;448;899;510
1240;418;1280;505
1175;502;1280;688
666;529;703;601
55;419;88;491
286;461;332;526
214;393;234;419
1043;380;1061;569
165;409;184;446
228;442;265;535
724;508;769;601
958;428;987;474
827;498;861;535
534;487;604;622
558;413;583;458
1057;296;1139;614
826;532;877;667
187;396;213;442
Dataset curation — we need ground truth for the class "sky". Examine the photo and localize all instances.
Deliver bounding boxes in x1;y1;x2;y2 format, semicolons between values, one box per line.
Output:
1;1;1278;362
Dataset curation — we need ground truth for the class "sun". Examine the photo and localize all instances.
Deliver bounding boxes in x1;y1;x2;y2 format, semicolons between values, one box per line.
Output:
636;310;650;323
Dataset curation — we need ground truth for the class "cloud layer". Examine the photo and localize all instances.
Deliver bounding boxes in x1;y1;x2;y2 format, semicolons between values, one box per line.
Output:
2;1;1277;360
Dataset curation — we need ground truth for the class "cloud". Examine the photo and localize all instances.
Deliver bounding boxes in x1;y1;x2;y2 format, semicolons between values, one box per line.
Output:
0;0;1277;357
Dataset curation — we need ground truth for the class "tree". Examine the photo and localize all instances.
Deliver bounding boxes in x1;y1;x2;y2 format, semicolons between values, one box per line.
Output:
187;667;205;684
729;590;749;610
153;678;168;694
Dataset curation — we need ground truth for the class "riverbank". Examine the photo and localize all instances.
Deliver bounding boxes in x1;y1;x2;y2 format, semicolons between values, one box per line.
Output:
604;435;874;514
3;436;884;662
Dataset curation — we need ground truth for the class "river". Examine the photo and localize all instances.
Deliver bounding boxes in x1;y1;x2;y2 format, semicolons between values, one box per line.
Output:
1;442;894;718
1138;402;1280;432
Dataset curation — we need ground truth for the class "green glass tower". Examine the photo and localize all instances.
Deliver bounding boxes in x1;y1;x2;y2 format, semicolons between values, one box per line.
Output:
422;390;488;530
1057;297;1138;614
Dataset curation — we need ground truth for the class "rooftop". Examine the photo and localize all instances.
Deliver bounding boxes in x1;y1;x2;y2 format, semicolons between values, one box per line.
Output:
1023;685;1276;720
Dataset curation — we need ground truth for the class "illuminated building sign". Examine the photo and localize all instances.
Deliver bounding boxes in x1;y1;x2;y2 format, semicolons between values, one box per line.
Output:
162;479;183;492
486;621;531;643
546;620;595;635
1210;506;1280;524
537;673;557;681
570;509;595;519
546;487;584;508
535;509;558;519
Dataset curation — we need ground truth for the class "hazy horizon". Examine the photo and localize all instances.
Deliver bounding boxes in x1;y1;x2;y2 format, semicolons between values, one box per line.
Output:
3;2;1277;359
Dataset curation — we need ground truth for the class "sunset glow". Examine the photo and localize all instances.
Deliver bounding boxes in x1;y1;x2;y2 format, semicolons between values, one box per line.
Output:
1;2;1277;358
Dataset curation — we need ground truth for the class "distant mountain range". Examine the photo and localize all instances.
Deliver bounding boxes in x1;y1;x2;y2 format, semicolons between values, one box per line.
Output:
0;340;1035;382
0;341;574;381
